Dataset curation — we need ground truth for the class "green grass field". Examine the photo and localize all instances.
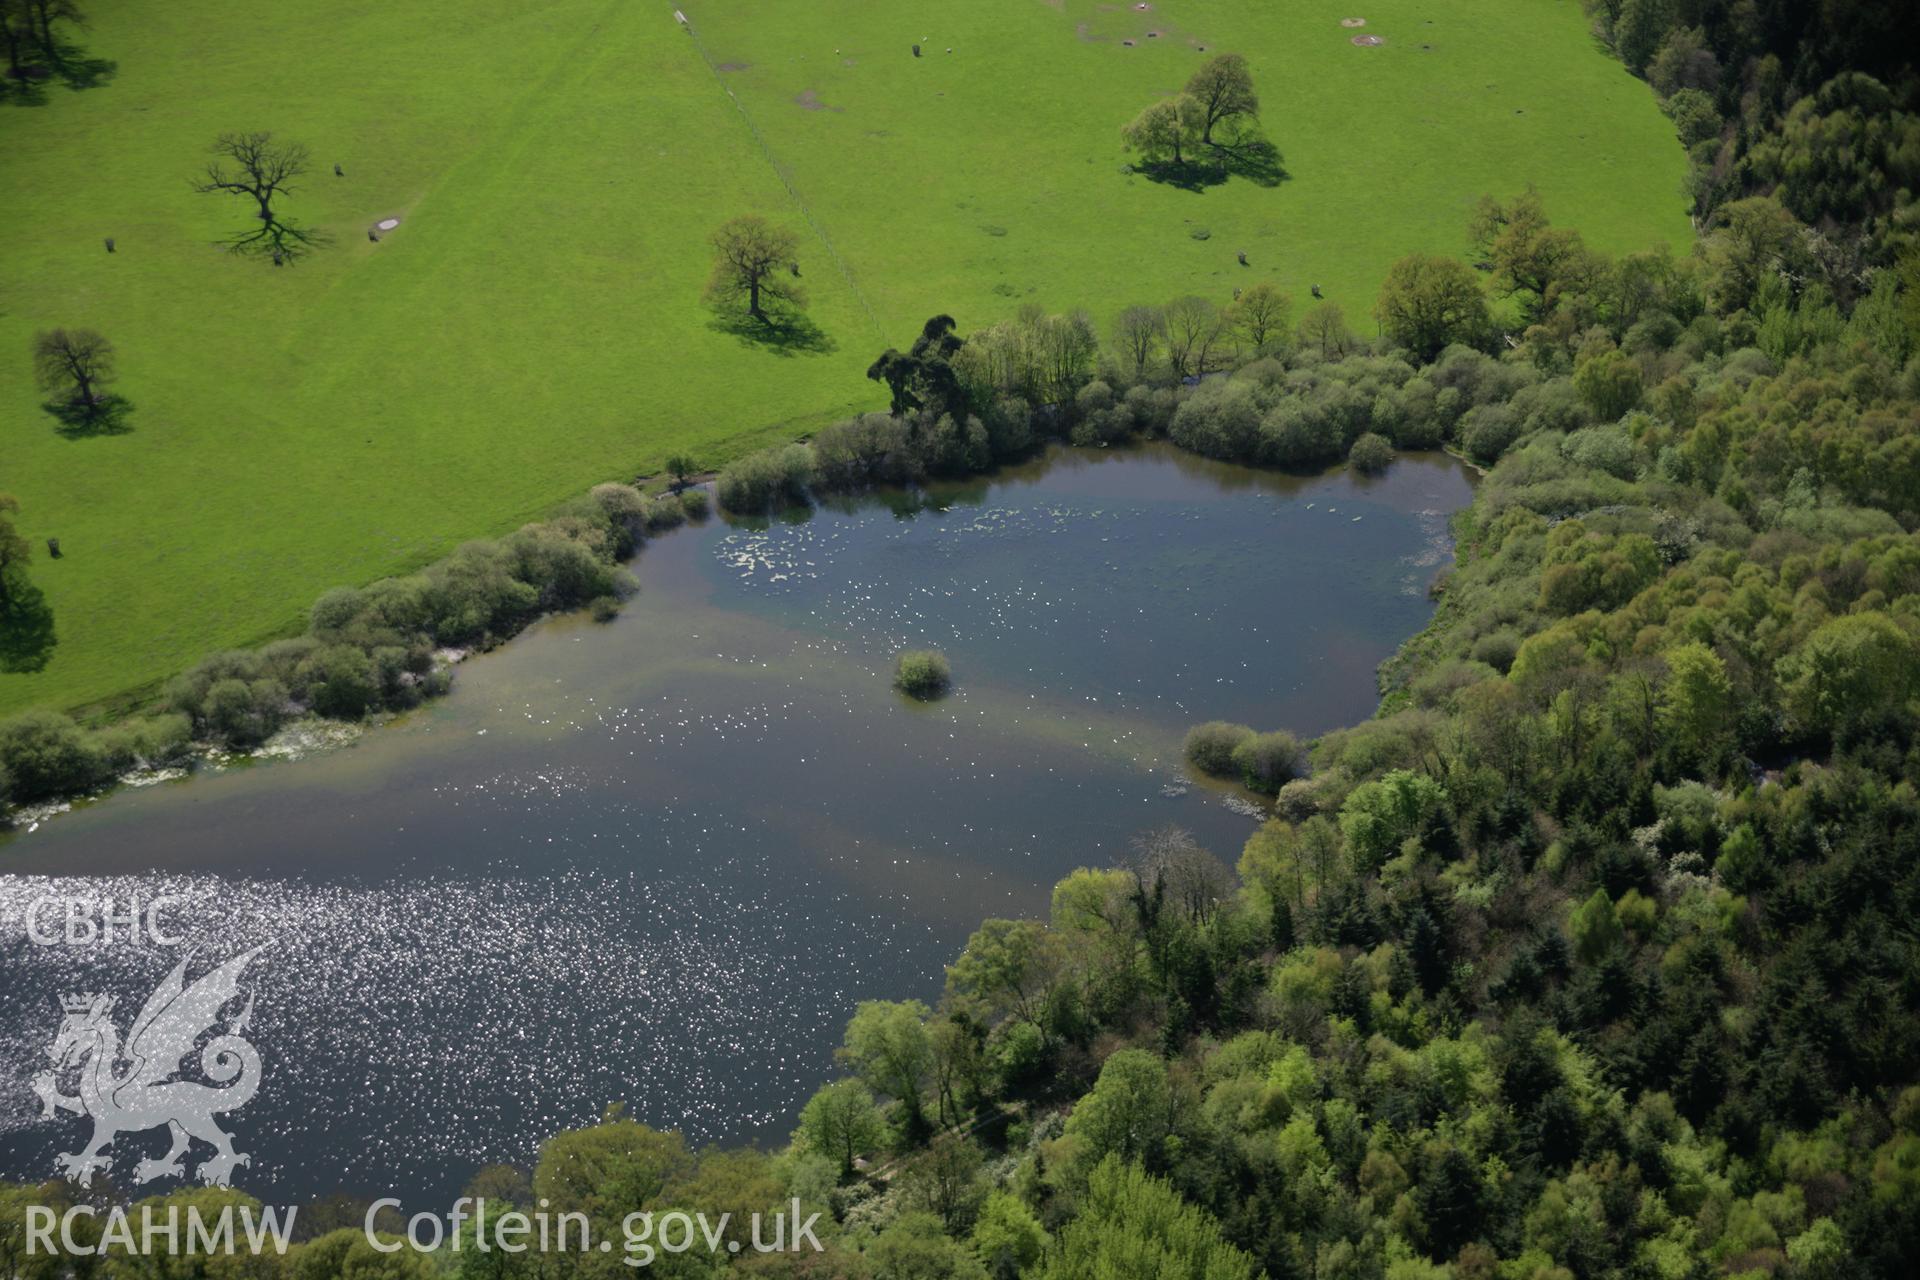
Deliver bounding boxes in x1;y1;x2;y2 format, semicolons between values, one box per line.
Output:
0;0;1690;716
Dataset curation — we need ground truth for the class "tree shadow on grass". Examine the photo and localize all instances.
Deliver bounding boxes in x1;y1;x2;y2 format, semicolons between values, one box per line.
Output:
1133;136;1289;192
0;66;53;107
2;38;117;101
1218;137;1288;188
54;52;118;92
1133;157;1229;192
43;395;134;438
707;307;837;357
222;219;328;265
44;34;118;91
0;582;57;675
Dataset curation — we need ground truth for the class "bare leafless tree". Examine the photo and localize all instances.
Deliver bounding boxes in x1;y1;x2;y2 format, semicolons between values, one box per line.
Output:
1034;309;1099;402
1165;296;1232;379
197;131;306;223
1112;305;1167;379
193;131;321;260
706;215;806;326
1298;301;1354;356
32;327;114;415
1127;825;1234;927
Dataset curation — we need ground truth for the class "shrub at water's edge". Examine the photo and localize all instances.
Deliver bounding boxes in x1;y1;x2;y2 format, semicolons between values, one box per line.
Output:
1229;728;1308;794
1348;430;1395;473
716;444;814;514
1183;721;1254;775
0;486;653;812
0;709;189;806
1184;722;1308;795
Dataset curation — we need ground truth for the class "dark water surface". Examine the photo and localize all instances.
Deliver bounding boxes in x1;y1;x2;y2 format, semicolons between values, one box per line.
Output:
0;443;1472;1207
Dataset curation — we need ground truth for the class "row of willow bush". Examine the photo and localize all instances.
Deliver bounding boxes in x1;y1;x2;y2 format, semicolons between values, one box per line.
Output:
0;485;707;809
714;295;1819;524
716;355;1413;516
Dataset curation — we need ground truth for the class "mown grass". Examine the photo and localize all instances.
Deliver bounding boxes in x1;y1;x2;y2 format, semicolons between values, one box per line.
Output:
0;0;1689;715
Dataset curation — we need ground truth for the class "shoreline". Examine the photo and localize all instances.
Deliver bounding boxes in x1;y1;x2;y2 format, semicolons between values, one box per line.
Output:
0;441;1476;840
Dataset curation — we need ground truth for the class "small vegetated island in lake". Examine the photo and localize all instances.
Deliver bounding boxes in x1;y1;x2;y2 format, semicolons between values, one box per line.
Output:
5;0;1920;1278
894;649;953;700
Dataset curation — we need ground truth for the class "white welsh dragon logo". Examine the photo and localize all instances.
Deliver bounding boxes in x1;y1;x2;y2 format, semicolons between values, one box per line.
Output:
30;948;265;1188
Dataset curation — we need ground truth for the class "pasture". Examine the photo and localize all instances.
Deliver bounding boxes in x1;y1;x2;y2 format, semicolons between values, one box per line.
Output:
0;0;1690;714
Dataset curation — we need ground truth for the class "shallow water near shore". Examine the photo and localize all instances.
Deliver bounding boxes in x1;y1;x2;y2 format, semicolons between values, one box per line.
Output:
0;442;1472;1207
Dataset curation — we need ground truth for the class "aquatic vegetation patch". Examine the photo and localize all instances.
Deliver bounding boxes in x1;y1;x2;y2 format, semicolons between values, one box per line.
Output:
893;649;953;699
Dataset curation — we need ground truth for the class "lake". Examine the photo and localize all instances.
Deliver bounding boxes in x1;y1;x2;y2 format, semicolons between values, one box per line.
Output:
0;442;1472;1207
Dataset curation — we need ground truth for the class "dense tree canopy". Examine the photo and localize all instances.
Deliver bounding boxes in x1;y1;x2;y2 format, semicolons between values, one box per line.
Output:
1581;0;1920;274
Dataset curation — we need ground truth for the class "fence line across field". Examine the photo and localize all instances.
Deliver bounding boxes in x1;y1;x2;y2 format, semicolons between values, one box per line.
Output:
671;5;889;347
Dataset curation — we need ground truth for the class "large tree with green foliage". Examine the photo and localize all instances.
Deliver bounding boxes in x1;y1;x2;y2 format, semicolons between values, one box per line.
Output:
1121;96;1201;167
1374;253;1489;359
1182;53;1258;144
839;999;934;1127
797;1078;884;1178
